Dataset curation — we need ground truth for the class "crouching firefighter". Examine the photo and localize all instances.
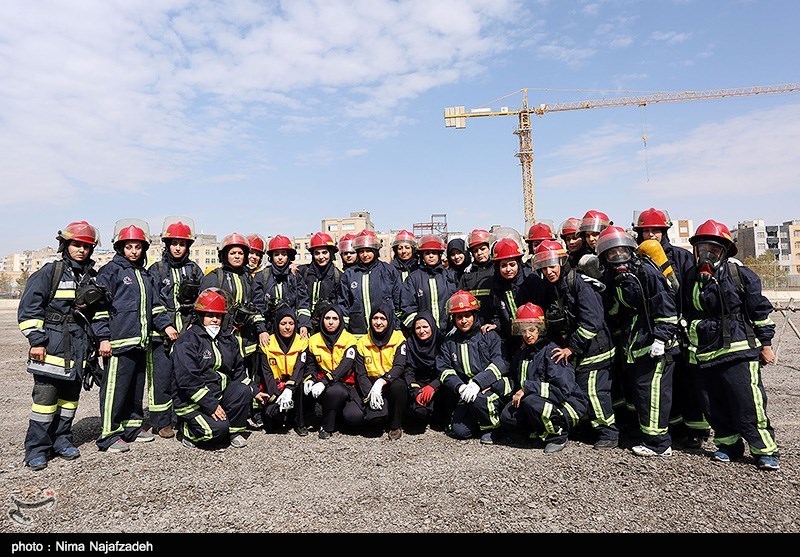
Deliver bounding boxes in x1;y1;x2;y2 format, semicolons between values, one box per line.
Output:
18;221;107;470
685;220;779;471
172;288;268;449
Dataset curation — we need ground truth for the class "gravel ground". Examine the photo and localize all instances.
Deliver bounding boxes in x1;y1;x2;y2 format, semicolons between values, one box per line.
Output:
1;301;798;534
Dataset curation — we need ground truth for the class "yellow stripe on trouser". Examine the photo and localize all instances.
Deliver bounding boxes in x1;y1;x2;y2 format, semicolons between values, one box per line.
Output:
183;414;214;442
749;360;778;455
102;356;124;437
479;393;500;431
32;403;57;414
642;359;667;437
542;402;560;435
57;398;78;419
147;347;172;413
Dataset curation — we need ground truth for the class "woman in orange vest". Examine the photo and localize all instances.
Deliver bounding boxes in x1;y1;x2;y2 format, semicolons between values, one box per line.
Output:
355;306;408;440
259;307;309;436
303;304;360;439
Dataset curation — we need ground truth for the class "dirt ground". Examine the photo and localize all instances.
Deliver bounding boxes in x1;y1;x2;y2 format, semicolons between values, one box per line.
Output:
1;300;798;535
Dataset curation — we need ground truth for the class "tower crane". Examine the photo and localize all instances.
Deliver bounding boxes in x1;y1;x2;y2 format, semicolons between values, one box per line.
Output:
444;82;800;228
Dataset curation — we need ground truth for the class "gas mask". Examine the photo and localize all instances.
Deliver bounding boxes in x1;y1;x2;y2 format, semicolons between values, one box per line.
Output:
695;242;726;283
603;246;633;275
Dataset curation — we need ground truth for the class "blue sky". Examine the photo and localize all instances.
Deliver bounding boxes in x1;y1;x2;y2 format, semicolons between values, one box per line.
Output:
1;0;798;256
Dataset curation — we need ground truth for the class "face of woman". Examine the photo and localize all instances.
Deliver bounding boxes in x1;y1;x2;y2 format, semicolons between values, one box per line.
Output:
521;325;540;345
271;249;289;267
448;250;465;266
562;234;583;253
395;243;413;262
454;312;475;332
227;247;245;267
342;252;358;265
371;312;388;333
414;319;432;341
585;231;601;250
278;316;295;338
543;264;561;284
123;241;143;263
422;251;440;266
471;244;490;264
640;227;664;243
203;313;222;326
313;248;331;266
358;249;375;264
67;241;92;262
248;251;263;268
499;259;519;280
169;240;188;259
323;310;340;333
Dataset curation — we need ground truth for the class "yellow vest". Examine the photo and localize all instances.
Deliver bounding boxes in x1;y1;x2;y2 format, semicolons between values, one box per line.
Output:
308;330;358;384
356;330;406;379
263;335;309;381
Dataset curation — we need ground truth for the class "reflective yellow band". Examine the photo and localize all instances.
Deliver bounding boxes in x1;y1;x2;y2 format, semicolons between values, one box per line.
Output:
57;399;78;410
53;290;75;299
696;339;762;362
577;326;596;340
191;387;210;403
32;403;57;414
19;319;45;331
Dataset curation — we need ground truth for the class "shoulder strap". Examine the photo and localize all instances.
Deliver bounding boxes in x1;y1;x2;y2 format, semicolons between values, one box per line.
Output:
48;260;65;306
566;268;576;291
727;260;745;294
215;267;225;289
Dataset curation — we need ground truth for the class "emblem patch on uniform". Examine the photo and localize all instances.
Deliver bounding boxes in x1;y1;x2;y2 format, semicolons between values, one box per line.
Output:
400;345;406;355
499;301;506;310
365;356;373;365
123;276;133;285
350;281;358;289
417;288;424;298
315;355;322;362
346;347;355;359
163;278;171;285
202;350;212;360
452;352;458;362
269;358;277;366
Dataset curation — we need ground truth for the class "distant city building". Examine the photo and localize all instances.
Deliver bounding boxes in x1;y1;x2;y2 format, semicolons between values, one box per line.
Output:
734;219;799;275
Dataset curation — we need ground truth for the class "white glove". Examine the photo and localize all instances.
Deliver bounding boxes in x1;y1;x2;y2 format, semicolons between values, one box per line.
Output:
303;381;314;396
311;382;326;399
276;389;294;412
368;378;387;410
650;339;665;358
460;381;480;403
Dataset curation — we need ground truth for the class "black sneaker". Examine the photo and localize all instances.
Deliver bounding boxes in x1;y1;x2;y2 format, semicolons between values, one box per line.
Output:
318;430;333;440
593;438;619;450
294;426;309;437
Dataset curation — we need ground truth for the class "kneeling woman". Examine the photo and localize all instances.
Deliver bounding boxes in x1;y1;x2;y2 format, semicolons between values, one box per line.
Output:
500;304;587;453
260;307;309;436
303;304;360;439
355;306;408;440
173;288;267;448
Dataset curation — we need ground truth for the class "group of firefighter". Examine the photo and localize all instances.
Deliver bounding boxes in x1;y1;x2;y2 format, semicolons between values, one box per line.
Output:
18;208;780;472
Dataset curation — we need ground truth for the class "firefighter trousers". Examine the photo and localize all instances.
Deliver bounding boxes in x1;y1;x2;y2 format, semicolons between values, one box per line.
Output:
670;354;710;438
97;349;148;450
449;391;504;439
178;380;251;444
148;342;175;431
630;356;674;453
319;382;364;433
24;374;82;464
576;366;618;441
364;379;407;430
501;393;586;444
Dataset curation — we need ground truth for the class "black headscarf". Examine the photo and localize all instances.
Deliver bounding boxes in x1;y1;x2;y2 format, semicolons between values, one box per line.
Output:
447;239;472;272
274;306;297;354
405;312;441;370
317;303;345;350
368;305;396;348
163;240;191;267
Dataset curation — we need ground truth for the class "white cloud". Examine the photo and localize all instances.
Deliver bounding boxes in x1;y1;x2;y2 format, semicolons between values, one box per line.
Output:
537;43;597;67
650;31;692;44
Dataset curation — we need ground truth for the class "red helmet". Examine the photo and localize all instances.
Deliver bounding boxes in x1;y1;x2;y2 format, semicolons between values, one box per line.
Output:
57;221;100;247
310;232;338;252
162;221;194;243
219;233;251;254
633;208;671;230
418;235;446;252
580;210;612;233
595;226;636;258
338;233;356;254
690;219;737;256
526;222;555;243
247;234;266;254
391;230;417;249
194;288;228;314
353;229;380;251
559;218;582;238
532;240;568;270
492;238;523;261
515;303;546;323
115;225;148;248
267;235;297;260
446;290;480;314
467;229;492;249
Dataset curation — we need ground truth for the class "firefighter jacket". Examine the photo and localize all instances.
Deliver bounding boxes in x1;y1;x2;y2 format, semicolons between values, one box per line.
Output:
437;327;511;397
391;256;418;283
458;260;494;326
172;326;256;416
253;264;311;333
92;254;172;355
338;260;402;335
682;262;774;368
298;262;341;327
149;255;204;337
663;240;694;317
540;270;615;371
511;339;585;410
18;256;98;381
305;329;358;386
354;330;407;401
488;267;545;339
400;263;458;333
260;334;308;402
605;258;679;364
199;265;266;356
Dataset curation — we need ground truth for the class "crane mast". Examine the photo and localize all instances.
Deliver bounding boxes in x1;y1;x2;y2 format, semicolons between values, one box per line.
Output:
445;82;800;229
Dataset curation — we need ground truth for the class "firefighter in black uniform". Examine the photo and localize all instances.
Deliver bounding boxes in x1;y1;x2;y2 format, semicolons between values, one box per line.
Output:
400;234;458;334
298;232;341;332
246;234;267;276
684;220;779;470
390;229;418;283
254;234;311;337
533;240;618;449
93;221;177;453
597;226;679;457
459;229;494;327
173;288;267;449
338;234;358;271
633;208;710;448
147;218;203;439
19;221;104;470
